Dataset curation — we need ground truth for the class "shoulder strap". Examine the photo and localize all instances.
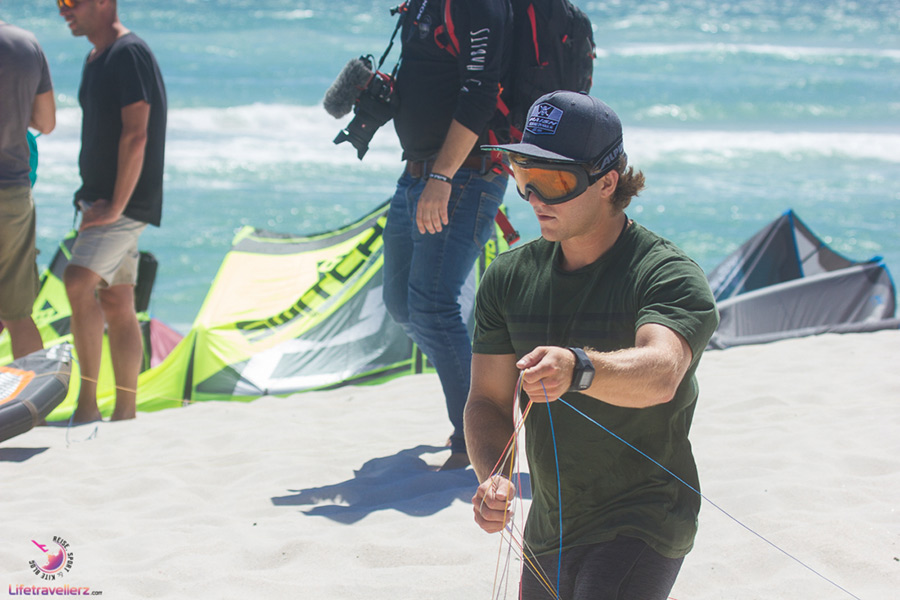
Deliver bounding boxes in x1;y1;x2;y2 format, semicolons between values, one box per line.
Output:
27;131;39;188
433;0;460;56
380;2;409;71
494;207;520;244
525;3;543;65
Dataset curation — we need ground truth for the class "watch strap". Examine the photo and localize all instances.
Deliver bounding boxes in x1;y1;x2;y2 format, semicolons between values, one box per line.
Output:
567;347;595;392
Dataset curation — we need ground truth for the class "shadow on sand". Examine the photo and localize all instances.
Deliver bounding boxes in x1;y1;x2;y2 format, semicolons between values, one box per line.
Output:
0;447;49;462
271;444;531;524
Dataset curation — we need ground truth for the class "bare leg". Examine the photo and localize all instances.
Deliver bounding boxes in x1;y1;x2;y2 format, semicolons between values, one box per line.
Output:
1;317;43;359
99;284;142;421
64;265;105;423
439;452;470;471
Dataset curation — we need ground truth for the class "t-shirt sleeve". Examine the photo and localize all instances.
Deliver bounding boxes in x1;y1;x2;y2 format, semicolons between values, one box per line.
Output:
472;259;516;355
635;256;720;360
36;45;52;95
113;43;157;109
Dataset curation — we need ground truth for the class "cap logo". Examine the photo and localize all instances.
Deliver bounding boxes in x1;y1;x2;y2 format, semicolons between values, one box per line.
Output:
525;104;563;135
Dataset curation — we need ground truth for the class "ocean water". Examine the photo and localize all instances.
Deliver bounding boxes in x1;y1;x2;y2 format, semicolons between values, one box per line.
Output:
5;0;899;331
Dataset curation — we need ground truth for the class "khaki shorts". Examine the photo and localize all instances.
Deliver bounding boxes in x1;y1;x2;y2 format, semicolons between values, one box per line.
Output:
0;186;40;321
69;212;148;288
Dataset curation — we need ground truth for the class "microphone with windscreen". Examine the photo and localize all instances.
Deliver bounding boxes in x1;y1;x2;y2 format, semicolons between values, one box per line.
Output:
323;55;399;159
323;57;376;119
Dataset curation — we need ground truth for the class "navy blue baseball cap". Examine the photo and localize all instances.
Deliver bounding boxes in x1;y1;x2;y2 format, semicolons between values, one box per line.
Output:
484;91;625;175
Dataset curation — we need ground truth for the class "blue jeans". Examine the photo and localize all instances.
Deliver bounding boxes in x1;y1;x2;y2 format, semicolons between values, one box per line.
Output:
382;168;507;454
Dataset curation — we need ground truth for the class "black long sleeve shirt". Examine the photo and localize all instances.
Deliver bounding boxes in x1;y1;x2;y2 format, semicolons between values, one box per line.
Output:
393;0;512;161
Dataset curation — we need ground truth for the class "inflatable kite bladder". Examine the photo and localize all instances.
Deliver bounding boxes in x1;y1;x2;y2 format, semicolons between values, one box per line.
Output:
0;344;72;443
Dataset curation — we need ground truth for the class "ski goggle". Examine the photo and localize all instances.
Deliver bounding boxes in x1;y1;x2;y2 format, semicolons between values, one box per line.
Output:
56;0;79;9
509;154;598;205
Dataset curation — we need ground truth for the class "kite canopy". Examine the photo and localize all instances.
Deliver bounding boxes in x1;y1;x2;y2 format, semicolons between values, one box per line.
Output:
707;210;898;349
133;200;511;408
0;345;72;443
0;202;509;418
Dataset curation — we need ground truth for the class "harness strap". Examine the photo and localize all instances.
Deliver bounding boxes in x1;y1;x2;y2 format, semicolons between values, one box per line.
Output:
494;209;520;245
433;0;460;56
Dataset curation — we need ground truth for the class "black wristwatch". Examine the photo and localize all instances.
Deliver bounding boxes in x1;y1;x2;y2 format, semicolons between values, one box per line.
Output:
567;347;595;392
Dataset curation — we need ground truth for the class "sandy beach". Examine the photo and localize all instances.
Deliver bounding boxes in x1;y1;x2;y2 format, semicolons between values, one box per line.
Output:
2;329;898;599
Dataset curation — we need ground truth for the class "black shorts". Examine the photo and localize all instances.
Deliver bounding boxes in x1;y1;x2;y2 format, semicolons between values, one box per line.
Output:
521;536;684;600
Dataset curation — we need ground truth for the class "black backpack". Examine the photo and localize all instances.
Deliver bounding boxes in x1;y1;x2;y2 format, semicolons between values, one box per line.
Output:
437;0;596;140
506;0;596;138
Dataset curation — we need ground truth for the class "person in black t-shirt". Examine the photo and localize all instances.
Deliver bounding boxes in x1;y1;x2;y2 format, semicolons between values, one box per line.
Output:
58;0;167;423
382;0;512;470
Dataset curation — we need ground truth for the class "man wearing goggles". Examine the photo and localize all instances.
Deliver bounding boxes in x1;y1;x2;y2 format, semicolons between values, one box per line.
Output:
58;0;167;423
487;90;626;206
467;91;719;600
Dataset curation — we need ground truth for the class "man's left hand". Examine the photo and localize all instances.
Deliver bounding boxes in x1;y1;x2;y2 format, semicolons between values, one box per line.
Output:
416;178;451;234
516;346;576;402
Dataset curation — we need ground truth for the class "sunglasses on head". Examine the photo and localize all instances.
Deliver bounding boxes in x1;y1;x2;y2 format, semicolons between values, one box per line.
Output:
509;154;609;205
56;0;79;9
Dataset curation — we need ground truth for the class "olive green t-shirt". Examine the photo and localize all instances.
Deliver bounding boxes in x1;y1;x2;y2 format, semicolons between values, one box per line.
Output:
473;221;719;558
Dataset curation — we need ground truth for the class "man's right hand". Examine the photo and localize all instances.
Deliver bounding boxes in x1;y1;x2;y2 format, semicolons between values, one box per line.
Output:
415;177;451;234
78;198;121;231
471;474;517;533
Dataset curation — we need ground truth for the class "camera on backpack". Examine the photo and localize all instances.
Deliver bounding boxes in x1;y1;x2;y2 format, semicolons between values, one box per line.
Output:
323;55;399;160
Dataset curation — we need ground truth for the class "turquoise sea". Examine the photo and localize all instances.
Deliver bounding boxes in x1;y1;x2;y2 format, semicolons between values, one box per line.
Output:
5;0;899;331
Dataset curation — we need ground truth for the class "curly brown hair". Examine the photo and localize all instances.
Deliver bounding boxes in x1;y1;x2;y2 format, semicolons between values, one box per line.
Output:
609;154;645;212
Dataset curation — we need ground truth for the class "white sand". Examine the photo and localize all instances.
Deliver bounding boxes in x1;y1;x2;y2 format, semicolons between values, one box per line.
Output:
2;330;898;599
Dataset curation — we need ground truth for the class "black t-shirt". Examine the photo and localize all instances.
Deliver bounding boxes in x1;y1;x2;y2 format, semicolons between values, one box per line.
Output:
393;0;511;161
77;33;167;226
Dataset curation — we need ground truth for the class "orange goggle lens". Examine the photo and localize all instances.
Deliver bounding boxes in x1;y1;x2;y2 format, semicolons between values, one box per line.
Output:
509;157;590;205
57;0;78;9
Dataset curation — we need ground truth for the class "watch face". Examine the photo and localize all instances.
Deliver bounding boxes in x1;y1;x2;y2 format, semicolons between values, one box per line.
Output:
576;373;592;389
568;347;595;392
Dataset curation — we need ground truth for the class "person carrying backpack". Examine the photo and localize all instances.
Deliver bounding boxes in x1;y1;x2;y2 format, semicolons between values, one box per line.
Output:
439;0;596;144
381;0;513;470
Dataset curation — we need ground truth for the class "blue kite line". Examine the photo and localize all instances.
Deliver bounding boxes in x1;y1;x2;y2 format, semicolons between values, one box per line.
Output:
556;397;862;600
542;382;563;598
